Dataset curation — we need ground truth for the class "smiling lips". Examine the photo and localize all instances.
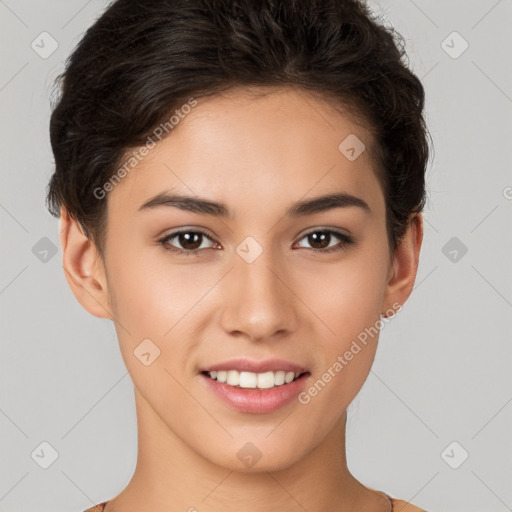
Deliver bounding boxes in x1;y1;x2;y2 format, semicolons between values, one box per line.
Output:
204;369;303;389
199;358;310;413
200;357;308;389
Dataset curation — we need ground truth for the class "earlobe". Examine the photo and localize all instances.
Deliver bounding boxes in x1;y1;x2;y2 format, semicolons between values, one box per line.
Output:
59;208;112;319
382;213;423;314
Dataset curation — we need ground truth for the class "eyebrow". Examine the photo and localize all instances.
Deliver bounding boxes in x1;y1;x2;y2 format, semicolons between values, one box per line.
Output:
138;191;370;218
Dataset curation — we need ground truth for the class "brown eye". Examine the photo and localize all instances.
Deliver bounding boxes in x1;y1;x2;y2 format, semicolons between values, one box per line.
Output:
159;229;216;255
306;231;331;249
176;232;203;250
295;229;353;253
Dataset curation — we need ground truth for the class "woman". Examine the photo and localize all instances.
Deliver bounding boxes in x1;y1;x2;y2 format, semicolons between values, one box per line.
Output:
46;0;431;510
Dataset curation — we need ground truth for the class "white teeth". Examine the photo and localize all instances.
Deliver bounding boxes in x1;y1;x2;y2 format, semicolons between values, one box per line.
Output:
274;371;285;385
257;371;274;389
226;370;239;386
240;371;257;388
206;369;303;389
284;371;295;384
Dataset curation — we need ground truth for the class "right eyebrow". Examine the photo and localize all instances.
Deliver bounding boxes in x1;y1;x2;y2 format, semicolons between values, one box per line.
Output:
138;192;231;217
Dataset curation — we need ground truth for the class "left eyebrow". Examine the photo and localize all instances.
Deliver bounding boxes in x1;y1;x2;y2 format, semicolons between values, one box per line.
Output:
138;192;370;217
286;193;370;217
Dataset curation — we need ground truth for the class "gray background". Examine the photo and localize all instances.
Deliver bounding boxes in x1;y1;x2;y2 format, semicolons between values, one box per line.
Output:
1;1;511;511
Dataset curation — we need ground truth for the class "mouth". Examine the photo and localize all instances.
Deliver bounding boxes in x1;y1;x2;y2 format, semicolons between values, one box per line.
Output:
200;369;309;390
199;368;311;414
197;358;311;413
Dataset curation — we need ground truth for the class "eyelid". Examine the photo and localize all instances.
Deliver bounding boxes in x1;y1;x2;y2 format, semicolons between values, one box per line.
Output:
298;225;352;239
158;226;214;240
160;227;216;242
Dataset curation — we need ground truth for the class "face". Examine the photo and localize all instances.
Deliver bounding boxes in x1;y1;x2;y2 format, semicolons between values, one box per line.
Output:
67;86;418;472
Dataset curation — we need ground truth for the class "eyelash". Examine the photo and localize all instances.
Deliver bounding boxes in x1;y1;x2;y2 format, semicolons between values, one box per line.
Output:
157;228;354;256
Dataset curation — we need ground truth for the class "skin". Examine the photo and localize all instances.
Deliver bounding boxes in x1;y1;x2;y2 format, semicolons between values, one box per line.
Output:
60;86;422;512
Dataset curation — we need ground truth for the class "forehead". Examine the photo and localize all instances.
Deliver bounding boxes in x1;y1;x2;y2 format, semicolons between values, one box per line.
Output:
107;86;383;219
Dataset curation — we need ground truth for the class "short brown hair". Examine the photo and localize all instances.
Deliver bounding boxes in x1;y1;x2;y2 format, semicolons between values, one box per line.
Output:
46;0;431;255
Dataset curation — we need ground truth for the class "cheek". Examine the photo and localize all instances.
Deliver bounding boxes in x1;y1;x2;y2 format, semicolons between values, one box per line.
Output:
105;250;209;404
306;252;388;341
105;243;208;335
299;243;389;400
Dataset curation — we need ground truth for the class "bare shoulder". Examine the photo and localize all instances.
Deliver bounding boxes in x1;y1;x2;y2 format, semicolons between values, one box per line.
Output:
392;498;429;511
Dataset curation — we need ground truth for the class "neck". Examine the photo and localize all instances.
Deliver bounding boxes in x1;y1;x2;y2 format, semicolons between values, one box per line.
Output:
104;388;388;512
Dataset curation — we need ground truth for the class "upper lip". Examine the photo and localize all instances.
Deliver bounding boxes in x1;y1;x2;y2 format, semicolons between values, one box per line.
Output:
200;358;308;374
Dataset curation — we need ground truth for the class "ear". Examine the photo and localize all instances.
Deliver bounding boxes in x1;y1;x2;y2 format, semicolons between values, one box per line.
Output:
59;208;112;319
382;212;423;315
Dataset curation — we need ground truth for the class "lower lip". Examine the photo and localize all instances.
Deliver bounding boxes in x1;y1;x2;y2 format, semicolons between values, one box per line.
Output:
199;372;310;414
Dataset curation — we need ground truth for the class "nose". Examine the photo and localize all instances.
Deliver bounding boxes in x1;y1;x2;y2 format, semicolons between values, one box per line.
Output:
219;246;299;342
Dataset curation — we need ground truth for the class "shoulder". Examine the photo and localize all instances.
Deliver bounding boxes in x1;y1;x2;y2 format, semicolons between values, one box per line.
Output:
83;502;107;512
391;498;429;511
